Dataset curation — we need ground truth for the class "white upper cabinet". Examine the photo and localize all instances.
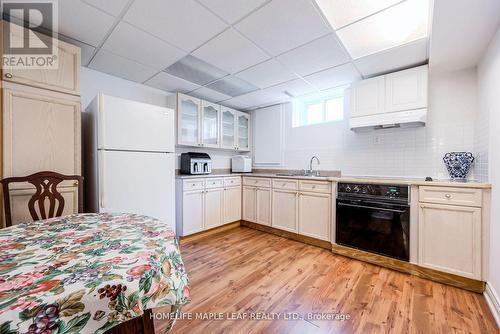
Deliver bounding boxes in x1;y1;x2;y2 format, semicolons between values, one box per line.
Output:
350;76;385;118
201;101;220;148
177;93;201;146
220;106;237;150
237;112;251;151
349;65;428;129
173;93;251;151
385;66;428;112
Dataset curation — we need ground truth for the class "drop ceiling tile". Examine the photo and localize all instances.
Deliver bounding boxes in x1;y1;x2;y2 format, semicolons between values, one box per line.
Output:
235;59;297;89
265;78;317;98
206;76;258;97
165;55;228;86
276;34;350;76
89;49;157;83
304;63;361;90
58;0;115;46
314;0;401;29
192;28;269;74
198;0;270;24
235;0;330;56
144;72;200;93
124;0;227;51
189;87;232;103
336;0;430;59
102;22;186;70
354;38;428;77
58;34;96;66
82;0;129;16
224;90;282;109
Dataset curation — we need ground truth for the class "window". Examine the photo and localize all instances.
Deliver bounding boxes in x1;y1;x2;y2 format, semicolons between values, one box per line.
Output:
293;90;345;127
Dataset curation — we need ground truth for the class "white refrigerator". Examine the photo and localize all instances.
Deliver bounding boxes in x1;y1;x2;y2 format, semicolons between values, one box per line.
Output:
84;94;176;231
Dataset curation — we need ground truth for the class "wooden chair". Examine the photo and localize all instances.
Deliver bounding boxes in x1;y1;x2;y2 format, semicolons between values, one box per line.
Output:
0;171;83;227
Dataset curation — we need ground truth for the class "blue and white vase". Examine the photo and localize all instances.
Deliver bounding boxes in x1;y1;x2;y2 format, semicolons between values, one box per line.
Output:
443;152;475;180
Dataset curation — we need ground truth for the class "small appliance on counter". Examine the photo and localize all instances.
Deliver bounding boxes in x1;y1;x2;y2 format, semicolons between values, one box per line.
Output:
232;155;252;173
180;152;212;175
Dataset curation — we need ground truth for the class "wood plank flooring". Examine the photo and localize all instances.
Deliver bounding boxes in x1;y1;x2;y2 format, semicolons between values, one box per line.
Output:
155;227;499;334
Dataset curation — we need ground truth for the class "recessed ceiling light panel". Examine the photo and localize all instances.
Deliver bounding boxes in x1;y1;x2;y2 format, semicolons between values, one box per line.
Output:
334;0;430;59
314;0;402;29
206;76;259;97
164;55;228;86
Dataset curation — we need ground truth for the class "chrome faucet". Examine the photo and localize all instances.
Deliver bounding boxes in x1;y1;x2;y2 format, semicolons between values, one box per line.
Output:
307;156;320;176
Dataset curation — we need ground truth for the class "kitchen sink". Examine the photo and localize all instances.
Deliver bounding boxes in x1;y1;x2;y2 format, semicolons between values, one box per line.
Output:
275;172;322;177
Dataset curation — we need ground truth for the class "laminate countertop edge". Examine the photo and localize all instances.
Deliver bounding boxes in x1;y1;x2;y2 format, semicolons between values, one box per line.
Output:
175;174;491;189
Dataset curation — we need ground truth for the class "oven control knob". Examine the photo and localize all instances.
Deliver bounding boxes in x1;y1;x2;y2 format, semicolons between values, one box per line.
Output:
345;185;352;192
353;186;360;193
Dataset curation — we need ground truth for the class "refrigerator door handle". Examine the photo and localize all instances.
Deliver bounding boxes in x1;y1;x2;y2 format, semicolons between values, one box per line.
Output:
99;150;106;208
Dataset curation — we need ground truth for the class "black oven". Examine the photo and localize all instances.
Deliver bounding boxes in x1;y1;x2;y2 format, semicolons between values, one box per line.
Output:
336;183;410;261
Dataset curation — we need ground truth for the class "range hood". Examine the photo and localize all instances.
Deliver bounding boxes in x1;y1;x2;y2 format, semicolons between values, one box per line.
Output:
350;108;427;131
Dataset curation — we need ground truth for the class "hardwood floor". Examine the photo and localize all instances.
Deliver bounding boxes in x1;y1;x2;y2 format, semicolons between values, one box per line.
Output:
155;227;499;334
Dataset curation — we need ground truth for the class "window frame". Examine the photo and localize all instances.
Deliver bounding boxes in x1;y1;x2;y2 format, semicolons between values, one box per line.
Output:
293;90;345;128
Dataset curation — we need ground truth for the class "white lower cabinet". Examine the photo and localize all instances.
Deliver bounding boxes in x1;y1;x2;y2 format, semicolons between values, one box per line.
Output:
256;188;271;226
178;176;241;236
298;192;331;241
242;186;257;222
204;188;223;229
418;202;482;279
272;189;298;233
224;186;241;224
182;190;204;235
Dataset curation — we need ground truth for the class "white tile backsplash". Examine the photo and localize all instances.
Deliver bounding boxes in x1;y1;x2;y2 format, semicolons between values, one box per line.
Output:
255;68;483;180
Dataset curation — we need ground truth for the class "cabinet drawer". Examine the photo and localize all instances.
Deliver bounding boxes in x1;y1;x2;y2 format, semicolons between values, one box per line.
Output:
299;180;331;193
205;178;224;189
224;177;241;187
243;177;271;188
272;179;298;190
183;179;205;191
419;186;482;207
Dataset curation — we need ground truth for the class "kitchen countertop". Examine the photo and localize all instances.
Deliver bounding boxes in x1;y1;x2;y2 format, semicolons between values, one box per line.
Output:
176;173;491;189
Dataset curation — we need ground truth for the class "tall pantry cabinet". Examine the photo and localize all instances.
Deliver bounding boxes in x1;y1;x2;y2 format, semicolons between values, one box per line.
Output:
0;22;82;227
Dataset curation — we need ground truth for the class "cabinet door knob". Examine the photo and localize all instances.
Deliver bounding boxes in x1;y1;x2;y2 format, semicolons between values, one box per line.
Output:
445;194;451;199
4;73;13;79
420;204;425;208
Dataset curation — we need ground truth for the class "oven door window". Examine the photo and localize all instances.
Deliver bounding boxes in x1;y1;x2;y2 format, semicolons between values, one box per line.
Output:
336;200;410;261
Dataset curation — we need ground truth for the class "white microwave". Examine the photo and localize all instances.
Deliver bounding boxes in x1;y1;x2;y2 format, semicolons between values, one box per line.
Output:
231;155;252;173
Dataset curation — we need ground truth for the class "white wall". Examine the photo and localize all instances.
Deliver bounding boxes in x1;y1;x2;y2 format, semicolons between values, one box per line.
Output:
478;26;500;319
255;68;479;179
81;67;237;169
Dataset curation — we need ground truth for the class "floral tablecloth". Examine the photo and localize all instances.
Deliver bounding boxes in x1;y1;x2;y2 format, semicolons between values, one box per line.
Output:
0;213;190;334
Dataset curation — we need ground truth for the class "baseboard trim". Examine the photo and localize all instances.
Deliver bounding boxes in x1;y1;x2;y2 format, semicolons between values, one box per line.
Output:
484;282;500;328
241;220;331;250
179;221;241;243
331;243;485;293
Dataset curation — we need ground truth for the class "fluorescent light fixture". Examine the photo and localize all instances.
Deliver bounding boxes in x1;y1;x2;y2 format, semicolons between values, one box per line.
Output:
314;0;402;29
165;55;228;86
334;0;430;59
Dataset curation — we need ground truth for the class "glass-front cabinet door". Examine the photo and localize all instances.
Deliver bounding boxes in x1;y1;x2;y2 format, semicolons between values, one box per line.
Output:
238;112;251;151
178;93;201;146
201;101;220;148
220;107;237;149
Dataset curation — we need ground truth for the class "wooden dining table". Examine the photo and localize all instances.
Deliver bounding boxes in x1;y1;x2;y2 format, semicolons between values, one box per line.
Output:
0;213;190;334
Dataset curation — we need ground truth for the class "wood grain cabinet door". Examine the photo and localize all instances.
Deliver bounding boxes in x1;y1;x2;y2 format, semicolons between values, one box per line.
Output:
2;22;81;95
8;185;79;225
298;192;331;241
2;83;81;189
223;186;241;224
272;189;298;233
418;203;482;279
